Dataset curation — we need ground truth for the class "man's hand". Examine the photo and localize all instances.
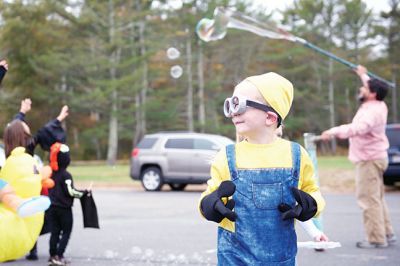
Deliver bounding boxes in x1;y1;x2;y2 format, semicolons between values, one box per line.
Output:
200;180;237;223
354;65;370;88
278;187;318;222
57;105;69;122
354;65;367;77
20;98;32;114
320;130;333;141
0;60;8;70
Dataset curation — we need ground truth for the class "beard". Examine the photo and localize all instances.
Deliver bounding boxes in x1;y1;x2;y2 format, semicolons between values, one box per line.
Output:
357;95;366;103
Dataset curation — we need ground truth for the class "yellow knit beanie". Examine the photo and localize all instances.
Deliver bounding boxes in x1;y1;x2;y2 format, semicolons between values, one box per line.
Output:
245;72;293;120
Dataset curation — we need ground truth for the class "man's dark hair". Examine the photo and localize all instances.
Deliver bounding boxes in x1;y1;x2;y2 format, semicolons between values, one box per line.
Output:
368;78;389;101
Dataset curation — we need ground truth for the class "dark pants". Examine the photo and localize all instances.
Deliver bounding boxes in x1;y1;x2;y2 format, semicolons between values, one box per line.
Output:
28;242;38;256
48;206;73;257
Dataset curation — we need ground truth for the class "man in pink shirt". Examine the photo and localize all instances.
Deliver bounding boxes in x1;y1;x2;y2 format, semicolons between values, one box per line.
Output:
321;65;396;249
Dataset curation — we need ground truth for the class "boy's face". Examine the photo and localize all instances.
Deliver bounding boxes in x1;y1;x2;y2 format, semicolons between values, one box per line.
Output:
231;81;270;136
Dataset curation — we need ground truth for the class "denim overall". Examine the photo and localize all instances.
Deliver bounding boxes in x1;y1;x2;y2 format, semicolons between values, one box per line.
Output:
217;143;300;266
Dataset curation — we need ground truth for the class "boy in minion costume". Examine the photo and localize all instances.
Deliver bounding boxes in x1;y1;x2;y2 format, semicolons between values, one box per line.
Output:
199;72;325;265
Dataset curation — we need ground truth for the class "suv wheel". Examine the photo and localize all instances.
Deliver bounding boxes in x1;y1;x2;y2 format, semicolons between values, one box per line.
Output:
169;183;187;191
141;167;163;191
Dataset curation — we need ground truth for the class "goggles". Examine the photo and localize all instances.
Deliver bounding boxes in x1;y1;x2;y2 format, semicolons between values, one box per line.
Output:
223;96;282;126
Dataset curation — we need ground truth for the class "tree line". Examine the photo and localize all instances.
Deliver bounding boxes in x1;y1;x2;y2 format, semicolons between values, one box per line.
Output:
0;0;398;164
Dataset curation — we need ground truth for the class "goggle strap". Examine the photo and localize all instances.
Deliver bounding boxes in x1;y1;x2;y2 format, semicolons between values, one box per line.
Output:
246;100;282;126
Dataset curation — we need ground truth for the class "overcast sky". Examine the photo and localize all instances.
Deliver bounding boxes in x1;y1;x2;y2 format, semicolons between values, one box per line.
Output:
252;0;390;56
254;0;391;17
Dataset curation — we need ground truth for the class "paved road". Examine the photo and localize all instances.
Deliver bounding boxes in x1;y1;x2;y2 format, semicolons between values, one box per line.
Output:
5;187;400;266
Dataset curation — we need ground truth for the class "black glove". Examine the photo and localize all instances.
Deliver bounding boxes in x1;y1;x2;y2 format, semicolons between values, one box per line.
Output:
278;187;317;222
200;181;237;223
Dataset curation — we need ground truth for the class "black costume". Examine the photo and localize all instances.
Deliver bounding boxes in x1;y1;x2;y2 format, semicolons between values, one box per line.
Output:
48;144;85;260
14;112;66;155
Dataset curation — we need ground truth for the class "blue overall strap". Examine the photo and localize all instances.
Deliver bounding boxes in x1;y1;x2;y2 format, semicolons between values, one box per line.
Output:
291;142;301;179
225;144;237;180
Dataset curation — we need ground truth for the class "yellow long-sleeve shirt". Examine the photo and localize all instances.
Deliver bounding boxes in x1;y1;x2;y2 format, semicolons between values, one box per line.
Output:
199;138;325;232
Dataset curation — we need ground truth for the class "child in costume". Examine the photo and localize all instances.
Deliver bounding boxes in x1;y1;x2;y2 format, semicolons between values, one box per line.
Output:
199;72;325;265
0;120;50;262
47;142;87;266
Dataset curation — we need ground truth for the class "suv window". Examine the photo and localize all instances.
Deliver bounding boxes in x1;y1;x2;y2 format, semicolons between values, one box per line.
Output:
137;138;158;149
387;128;400;148
194;138;218;150
165;138;193;149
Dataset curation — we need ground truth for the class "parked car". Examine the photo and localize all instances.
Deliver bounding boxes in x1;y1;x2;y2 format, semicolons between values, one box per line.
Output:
0;143;43;170
384;124;400;186
130;132;234;191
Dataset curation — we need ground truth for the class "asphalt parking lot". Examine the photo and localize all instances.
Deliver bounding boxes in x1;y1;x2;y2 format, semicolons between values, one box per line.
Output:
5;187;400;266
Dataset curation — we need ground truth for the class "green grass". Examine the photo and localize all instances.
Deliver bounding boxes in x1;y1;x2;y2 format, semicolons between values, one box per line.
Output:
317;156;353;170
68;156;352;184
69;163;131;183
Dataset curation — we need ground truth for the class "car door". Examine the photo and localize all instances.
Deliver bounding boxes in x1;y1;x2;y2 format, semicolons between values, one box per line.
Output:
384;125;400;185
163;138;195;178
191;138;220;179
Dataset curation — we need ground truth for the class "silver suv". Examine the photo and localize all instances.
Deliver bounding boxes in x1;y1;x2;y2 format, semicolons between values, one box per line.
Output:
130;132;234;191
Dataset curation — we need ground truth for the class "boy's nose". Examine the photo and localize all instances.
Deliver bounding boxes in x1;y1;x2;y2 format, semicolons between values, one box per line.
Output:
232;112;241;117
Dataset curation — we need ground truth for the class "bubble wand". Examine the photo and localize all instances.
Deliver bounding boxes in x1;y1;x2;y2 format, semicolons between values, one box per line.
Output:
196;7;394;88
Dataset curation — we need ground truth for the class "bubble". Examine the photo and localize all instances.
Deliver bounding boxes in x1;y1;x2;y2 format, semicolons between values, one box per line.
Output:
166;47;180;60
196;8;230;42
196;18;225;42
197;7;296;43
170;65;183;79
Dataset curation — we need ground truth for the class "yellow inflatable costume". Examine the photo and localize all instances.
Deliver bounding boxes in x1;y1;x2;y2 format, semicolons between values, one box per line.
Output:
0;147;44;262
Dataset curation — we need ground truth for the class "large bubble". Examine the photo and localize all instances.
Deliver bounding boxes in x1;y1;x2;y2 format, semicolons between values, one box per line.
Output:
196;8;230;42
196;18;226;42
